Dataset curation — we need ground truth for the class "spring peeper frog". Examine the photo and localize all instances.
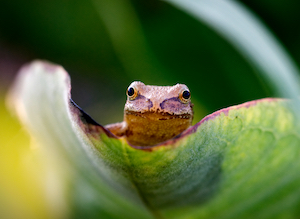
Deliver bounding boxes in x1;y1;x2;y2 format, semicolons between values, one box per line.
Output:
105;81;193;146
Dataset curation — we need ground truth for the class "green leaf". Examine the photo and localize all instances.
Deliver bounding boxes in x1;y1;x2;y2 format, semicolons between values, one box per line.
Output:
167;0;300;99
8;61;153;219
9;60;300;218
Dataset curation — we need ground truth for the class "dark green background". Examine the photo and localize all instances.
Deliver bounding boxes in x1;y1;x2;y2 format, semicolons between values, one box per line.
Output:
0;0;299;124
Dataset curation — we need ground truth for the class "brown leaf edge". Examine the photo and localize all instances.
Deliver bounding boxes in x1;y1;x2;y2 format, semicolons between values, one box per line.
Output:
70;91;280;151
9;60;281;152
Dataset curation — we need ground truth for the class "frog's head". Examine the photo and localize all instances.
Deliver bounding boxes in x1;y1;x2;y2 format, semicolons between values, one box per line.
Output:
123;81;193;146
124;81;193;117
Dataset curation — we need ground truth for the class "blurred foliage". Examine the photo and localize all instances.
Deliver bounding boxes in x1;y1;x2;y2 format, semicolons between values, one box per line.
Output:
0;98;68;219
2;0;299;124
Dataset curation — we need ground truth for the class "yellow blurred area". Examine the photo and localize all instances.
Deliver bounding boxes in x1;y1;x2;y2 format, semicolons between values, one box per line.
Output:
0;94;66;219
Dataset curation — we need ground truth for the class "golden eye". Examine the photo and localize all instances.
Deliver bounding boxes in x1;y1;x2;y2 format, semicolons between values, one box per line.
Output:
127;86;138;100
179;89;191;103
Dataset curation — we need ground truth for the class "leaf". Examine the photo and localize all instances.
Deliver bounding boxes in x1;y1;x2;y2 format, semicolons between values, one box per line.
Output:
8;61;153;219
9;60;300;218
167;0;300;99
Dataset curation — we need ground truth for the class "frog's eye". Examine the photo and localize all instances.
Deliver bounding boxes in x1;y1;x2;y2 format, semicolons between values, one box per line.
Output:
127;86;138;100
179;89;191;103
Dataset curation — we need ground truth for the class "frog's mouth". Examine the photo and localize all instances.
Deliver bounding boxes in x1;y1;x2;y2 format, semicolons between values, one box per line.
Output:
125;110;192;121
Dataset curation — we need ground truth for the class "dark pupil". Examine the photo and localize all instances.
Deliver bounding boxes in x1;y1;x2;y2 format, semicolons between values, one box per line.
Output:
127;87;135;96
182;90;190;99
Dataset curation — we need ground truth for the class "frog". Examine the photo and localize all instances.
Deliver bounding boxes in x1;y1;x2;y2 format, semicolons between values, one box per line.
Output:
105;81;194;146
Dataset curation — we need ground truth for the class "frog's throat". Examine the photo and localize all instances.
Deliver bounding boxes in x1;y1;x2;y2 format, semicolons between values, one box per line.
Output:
124;110;193;146
125;110;192;120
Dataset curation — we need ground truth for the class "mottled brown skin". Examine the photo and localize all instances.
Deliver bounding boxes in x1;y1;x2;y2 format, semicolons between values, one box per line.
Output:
105;81;193;146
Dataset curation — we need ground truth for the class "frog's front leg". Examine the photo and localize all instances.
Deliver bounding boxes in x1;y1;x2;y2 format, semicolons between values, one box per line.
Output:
105;122;127;137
